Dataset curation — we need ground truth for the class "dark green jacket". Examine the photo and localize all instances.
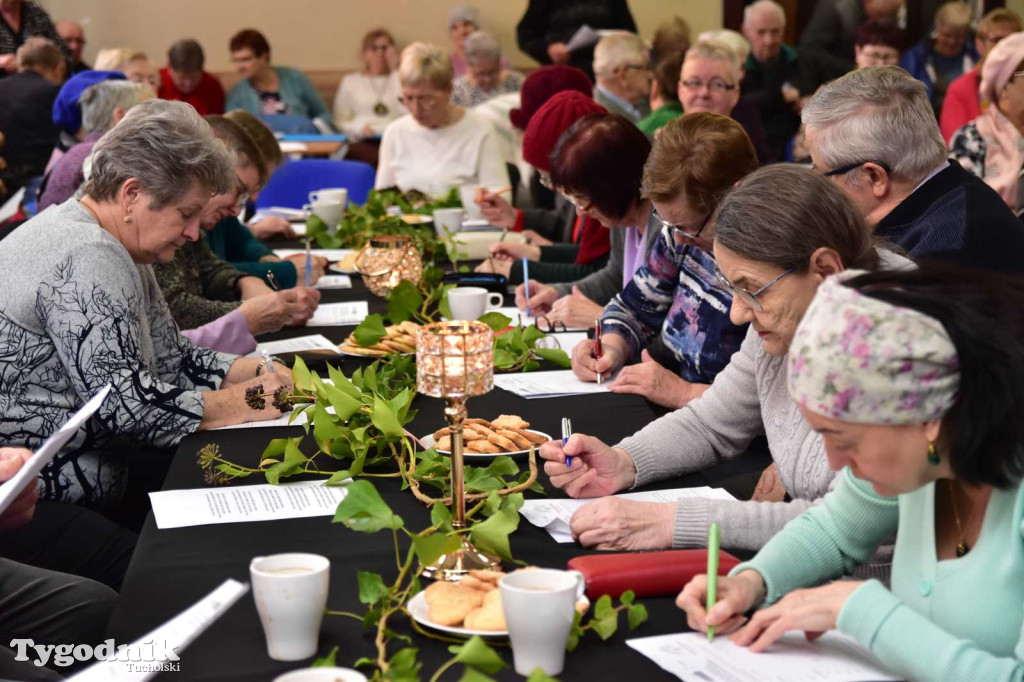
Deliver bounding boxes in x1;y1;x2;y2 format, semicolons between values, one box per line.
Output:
206;216;297;288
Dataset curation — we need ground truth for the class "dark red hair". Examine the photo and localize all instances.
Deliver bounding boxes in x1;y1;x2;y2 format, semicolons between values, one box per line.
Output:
230;29;271;58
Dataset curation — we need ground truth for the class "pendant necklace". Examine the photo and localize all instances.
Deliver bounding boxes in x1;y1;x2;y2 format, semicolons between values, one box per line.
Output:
370;74;389;116
948;480;970;558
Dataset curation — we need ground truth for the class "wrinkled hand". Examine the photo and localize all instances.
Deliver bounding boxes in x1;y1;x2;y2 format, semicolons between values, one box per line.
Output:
608;350;698;408
538;433;636;497
548;286;601;329
677;569;767;636
476;190;517;228
729;580;864;652
571;334;627;382
520;229;552;246
240;288;321;334
248;216;297;241
284;254;328;285
489;241;541;262
548;42;570;64
246;365;294;421
474;257;513;277
0;448;38;531
570;497;674;550
515;280;558;314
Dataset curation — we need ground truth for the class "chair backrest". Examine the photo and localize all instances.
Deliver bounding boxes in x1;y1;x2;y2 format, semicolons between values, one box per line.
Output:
256;114;319;135
256;158;376;209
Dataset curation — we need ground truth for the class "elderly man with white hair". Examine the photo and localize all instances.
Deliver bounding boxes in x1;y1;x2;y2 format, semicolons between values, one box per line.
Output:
803;66;1024;273
740;0;800;162
451;31;525;108
55;19;88;74
678;40;769;163
592;32;651;124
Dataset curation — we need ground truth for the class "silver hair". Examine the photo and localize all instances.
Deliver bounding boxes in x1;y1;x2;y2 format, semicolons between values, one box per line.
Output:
743;0;786;27
801;66;947;184
464;30;501;65
80;81;153;135
686;38;743;80
593;32;648;77
82;99;234;209
714;165;880;272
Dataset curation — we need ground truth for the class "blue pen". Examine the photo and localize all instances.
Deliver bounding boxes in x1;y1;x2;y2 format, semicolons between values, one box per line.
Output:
561;417;572;468
522;257;531;317
304;237;312;287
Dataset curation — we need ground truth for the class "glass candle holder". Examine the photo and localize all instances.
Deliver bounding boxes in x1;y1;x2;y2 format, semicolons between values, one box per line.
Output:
355;235;423;297
416;321;494;398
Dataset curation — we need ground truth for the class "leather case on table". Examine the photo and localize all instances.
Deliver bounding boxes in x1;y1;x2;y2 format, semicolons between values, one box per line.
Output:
568;549;741;599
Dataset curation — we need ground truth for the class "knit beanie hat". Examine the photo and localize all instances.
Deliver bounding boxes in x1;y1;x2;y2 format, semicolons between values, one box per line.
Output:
522;91;606;171
448;5;479;29
53;70;127;135
510;65;593;131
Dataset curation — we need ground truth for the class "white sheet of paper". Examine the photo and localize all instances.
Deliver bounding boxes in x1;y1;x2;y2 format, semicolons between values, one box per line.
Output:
68;579;249;682
274;248;356;262
626;631;900;682
252;206;308;221
520;487;736;542
315;274;352;289
287;221;308;236
546;332;589;357
149;480;349;529
306;301;369;326
565;24;600;52
493;369;613;399
492;306;591;332
256;334;340;356
279;141;308;154
0;385;111;516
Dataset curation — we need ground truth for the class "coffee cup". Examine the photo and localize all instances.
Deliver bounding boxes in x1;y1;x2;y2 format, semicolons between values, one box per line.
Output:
272;668;367;682
447;286;503;320
308;188;348;207
500;568;586;676
303;201;344;227
458;186;485;222
250;553;330;661
433;207;464;235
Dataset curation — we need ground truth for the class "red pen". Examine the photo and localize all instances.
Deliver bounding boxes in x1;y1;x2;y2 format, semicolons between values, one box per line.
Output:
594;318;603;385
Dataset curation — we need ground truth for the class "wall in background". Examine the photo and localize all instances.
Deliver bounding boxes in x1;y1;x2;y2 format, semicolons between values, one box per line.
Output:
1010;0;1024;19
40;0;724;72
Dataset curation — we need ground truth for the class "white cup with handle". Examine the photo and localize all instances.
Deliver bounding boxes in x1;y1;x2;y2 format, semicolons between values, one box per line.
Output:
447;286;503;320
308;187;348;207
303;201;344;228
250;553;330;661
500;568;586;676
433;207;464;235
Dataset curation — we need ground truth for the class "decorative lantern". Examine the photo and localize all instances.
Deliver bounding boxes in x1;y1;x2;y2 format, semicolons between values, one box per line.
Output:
415;320;499;580
355;235;423;297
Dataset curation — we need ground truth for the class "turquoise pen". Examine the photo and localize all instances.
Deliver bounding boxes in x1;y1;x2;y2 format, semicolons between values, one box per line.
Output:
707;522;720;642
304;237;312;287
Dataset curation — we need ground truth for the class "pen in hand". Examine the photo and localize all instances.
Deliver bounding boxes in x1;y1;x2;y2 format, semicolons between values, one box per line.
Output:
594;320;603;385
561;417;572;468
706;522;720;642
304;237;312;288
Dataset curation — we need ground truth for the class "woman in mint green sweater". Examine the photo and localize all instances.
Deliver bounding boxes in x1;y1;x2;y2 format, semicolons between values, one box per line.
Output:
679;265;1024;681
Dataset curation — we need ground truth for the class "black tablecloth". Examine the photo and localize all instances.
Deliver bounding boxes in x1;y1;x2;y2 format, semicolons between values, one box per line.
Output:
105;246;770;681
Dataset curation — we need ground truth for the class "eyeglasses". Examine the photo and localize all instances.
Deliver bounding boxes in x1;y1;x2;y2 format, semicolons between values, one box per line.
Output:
368;43;391;52
234;174;251;208
713;266;794;313
563;192;593;212
653;207;711;240
821;160;891;177
398;93;442;108
680;78;737;92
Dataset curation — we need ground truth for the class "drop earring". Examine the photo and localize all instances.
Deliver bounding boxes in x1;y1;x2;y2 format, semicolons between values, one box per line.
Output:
927;441;940;465
123;214;132;223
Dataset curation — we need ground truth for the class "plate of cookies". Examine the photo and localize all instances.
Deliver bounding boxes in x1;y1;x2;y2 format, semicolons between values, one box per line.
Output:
329;252;359;274
340;321;419;357
408;568;589;639
420;415;551;459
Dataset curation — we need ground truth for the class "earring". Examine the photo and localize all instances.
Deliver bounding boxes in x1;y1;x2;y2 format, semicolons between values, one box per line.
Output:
927;441;940;466
123;214;132;223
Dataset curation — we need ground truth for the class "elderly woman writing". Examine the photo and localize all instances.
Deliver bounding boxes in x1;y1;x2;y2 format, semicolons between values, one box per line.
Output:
679;265;1024;680
0;100;293;508
452;31;525;108
375;42;509;195
539;165;912;552
950;32;1024;215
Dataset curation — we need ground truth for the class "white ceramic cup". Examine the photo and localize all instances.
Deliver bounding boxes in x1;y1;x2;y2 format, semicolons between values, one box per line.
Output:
250;553;331;662
433;207;464;234
447;286;503;320
308;188;348;207
500;569;586;676
303;201;344;227
272;668;367;682
458;185;485;222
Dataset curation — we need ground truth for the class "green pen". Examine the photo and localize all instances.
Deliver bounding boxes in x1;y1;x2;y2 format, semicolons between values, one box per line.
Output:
706;522;720;642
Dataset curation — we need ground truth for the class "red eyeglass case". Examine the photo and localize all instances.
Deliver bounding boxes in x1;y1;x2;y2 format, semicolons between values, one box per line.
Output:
567;549;742;600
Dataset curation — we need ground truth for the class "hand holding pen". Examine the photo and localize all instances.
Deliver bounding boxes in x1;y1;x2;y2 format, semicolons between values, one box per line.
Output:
594;320;603;385
561;417;572;468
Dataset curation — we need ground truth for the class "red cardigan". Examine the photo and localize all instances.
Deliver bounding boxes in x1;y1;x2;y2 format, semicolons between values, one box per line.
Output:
940;69;981;145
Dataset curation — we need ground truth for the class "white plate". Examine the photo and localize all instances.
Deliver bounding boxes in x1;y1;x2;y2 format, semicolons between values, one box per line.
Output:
400;214;433;225
329;262;358;275
407;591;508;639
420;430;552;459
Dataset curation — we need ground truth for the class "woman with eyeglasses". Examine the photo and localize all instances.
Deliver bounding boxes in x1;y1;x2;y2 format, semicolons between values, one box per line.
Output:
375;42;509;195
539;164;913;554
571;113;754;409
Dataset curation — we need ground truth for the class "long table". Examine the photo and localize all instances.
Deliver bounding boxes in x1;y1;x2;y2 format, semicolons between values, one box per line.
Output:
105;257;770;681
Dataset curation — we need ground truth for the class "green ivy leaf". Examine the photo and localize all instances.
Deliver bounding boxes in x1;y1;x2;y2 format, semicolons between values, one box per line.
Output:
333;480;405;533
566;611;583;652
438;283;455;319
265;438;307;485
312;403;343;444
627;603;649;630
619;590;635;606
477;311;512;331
458;668;496;682
449;636;507;674
291;355;313;391
384;647;421;682
325;469;352;485
469;494;521;561
594;594;614;620
327;364;362;399
492;348;517;369
430;502;454;532
525;667;561;682
463;466;504;492
482;490;502;517
485;456;518;478
387;280;424;323
533;347;571;368
319;381;364;421
357;571;391;606
370;396;405;438
311;645;338;667
353;314;387;347
522;325;545;345
411;531;461;566
591;615;618;640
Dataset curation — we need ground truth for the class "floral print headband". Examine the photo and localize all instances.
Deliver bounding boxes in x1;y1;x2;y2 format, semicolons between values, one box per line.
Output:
787;272;960;424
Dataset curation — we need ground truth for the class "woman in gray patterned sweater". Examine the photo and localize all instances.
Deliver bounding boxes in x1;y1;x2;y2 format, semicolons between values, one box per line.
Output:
0;100;293;509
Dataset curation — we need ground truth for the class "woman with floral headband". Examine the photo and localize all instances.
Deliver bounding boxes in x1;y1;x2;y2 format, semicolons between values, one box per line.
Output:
678;264;1024;680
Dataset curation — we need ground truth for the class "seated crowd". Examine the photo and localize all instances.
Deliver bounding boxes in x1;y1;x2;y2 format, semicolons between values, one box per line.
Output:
2;0;1024;679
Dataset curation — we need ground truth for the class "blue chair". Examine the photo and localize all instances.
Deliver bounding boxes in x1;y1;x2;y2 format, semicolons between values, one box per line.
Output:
256;158;376;209
256;114;319;135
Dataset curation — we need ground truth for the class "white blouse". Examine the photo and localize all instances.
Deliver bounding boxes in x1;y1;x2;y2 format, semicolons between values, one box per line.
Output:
332;71;405;140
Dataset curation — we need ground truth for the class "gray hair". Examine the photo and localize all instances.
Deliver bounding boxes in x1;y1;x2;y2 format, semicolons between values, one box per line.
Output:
80;81;153;135
743;0;786;27
168;38;204;73
464;30;501;65
82;99;234;209
593;32;648;77
686;38;743;80
801;66;947;184
448;4;479;29
399;42;454;90
714;165;880;273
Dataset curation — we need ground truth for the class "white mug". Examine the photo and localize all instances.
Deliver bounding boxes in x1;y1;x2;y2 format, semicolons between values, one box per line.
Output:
303;201;344;227
308;188;348;207
433;207;464;235
458;185;485;222
272;668;367;682
250;553;331;661
447;286;502;320
500;569;586;676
